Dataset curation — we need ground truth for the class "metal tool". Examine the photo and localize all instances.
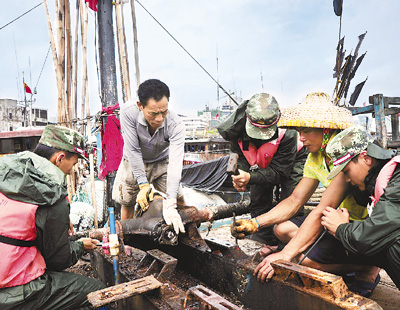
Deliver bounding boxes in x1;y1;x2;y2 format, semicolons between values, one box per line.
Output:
284;229;328;281
134;187;153;217
226;152;239;176
232;212;238;245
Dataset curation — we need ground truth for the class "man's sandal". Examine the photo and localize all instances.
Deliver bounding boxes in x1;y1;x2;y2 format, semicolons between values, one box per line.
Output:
346;274;381;298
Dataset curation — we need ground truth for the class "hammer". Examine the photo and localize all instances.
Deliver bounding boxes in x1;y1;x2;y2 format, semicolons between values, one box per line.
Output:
226;153;239;176
227;153;240;245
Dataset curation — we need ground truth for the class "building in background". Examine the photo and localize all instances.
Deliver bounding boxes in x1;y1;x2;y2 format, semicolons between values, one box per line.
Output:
0;99;49;131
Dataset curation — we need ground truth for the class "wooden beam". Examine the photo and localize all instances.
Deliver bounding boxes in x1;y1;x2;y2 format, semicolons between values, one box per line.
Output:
71;0;80;128
391;114;399;141
383;96;400;105
130;0;140;88
373;94;387;148
349;105;374;115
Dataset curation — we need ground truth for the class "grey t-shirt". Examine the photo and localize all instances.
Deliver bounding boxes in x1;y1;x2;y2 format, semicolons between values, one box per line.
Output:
120;100;185;199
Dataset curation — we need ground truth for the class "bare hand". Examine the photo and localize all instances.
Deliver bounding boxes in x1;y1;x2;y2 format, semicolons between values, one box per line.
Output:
321;207;349;236
232;169;250;192
254;251;286;282
79;238;100;251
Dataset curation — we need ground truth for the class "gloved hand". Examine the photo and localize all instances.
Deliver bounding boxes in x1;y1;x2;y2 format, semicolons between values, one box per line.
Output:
136;182;154;213
163;198;185;234
231;218;259;239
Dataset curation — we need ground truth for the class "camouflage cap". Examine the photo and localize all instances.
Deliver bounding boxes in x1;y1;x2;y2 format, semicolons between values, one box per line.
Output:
39;125;87;160
327;125;374;179
245;93;280;140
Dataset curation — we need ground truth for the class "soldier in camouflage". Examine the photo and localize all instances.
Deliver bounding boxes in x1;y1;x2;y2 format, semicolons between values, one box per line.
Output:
39;124;88;161
322;125;400;290
0;125;105;309
217;93;309;245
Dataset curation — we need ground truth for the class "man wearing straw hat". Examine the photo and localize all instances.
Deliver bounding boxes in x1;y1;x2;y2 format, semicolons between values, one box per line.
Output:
232;93;380;296
0;125;105;309
218;92;308;245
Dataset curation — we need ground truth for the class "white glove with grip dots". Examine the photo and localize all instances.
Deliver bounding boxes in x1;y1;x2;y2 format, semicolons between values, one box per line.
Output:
162;198;185;234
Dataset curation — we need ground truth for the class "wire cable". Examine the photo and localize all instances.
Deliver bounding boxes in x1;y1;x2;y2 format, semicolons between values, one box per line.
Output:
0;2;43;31
35;44;51;90
135;0;238;105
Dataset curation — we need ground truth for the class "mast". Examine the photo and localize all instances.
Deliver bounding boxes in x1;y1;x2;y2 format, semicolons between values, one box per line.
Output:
97;0;118;107
97;0;119;209
23;72;27;127
130;0;140;88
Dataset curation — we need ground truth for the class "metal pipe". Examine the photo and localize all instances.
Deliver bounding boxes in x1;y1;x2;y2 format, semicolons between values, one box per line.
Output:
108;207;119;284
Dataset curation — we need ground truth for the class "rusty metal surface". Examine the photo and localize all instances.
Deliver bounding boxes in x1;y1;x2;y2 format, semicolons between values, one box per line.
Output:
272;260;382;309
88;199;383;310
184;285;242;310
138;249;178;281
87;275;162;307
122;230;383;310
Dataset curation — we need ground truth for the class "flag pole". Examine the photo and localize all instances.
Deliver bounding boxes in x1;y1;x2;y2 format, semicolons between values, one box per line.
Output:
23;72;27;127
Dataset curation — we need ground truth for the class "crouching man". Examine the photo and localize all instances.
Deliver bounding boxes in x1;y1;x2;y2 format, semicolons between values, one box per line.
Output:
322;125;400;290
0;125;105;310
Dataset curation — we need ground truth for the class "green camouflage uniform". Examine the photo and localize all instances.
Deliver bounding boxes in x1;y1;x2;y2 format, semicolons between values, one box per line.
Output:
39;124;88;160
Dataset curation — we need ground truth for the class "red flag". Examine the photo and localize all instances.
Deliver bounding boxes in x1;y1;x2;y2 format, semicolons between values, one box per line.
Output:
85;0;98;11
24;83;32;94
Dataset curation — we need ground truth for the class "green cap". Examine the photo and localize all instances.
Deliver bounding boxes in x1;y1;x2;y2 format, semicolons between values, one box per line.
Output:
245;93;280;140
39;125;87;160
327;125;374;179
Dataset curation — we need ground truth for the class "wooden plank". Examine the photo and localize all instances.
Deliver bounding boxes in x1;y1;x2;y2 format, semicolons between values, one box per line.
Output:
383;96;400;105
349;105;374;115
384;107;400;115
373;94;388;148
387;140;400;149
391;114;399;141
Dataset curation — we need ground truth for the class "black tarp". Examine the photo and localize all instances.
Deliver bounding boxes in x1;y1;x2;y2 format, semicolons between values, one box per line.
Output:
181;155;229;192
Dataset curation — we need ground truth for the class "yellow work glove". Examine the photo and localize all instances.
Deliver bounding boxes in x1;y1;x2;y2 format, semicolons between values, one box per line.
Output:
231;218;260;239
136;182;154;213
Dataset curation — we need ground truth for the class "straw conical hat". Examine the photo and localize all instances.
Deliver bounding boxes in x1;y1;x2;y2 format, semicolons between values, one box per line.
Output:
278;92;354;129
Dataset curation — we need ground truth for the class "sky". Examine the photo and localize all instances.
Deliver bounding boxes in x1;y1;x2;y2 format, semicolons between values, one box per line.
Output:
0;0;399;122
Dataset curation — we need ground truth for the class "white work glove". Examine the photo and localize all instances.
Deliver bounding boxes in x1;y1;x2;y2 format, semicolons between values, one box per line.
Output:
162;198;185;234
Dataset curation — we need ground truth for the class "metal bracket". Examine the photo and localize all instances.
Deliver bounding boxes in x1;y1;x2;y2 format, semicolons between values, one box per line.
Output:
205;237;248;260
183;285;242;310
87;275;162;308
137;248;178;281
272;260;349;300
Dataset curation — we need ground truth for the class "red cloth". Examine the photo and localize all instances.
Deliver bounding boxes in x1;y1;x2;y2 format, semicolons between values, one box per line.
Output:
85;0;98;11
24;83;32;94
99;103;124;180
